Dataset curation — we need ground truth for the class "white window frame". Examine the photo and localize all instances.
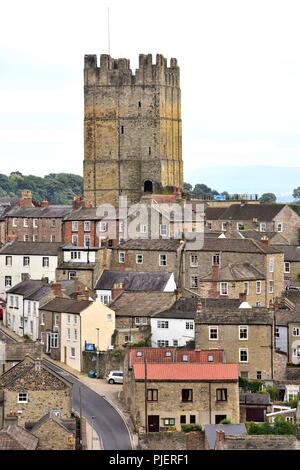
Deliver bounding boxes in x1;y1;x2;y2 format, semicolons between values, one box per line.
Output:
212;253;220;266
256;280;262;295
70;347;76;358
5;276;12;287
42;256;49;267
292;327;300;336
220;282;228;296
23;235;29;242
119;252;125;263
68;271;76;280
239;348;248;363
269;258;274;273
190;276;198;288
33;218;38;228
209;326;218;340
71;251;81;260
237;222;245;231
239;325;248;340
18;392;28;403
119;221;124;233
292;346;300;358
67;328;71;340
72;221;78;232
276;223;283;232
50;333;59;348
136;254;144;264
23;218;29;228
99;222;107;232
84;234;90;248
260;223;267;232
186;321;194;330
160;224;168;237
12;218;17;227
157;320;169;329
275;327;280;338
159;254;167;266
84;221;91;232
23;256;30;267
100;294;111;305
269;280;274;294
221;222;227;232
33;234;38;242
71;234;78;246
284;262;291;274
140;224;147;234
74;329;78;341
5;256;12;266
157;340;169;347
51;234;56;242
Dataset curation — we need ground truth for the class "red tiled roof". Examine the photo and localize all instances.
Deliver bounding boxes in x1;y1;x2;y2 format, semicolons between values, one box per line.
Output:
129;348;224;366
133;363;238;381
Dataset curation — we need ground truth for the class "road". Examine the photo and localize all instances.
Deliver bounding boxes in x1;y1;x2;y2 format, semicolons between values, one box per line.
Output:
0;329;16;344
43;359;132;450
0;329;132;450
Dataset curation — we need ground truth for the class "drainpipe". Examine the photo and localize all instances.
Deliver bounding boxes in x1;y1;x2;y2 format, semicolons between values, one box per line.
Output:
209;382;212;424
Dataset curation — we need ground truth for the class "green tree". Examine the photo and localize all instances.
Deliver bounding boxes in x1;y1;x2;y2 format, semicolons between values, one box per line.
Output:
183;182;193;193
260;193;277;203
293;187;300;201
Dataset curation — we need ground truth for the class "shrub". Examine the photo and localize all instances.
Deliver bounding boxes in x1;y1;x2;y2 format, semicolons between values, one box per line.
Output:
246;416;296;435
181;424;202;433
220;419;231;425
283;399;298;409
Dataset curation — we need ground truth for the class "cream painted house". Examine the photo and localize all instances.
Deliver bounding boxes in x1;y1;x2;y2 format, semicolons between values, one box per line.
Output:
59;299;115;372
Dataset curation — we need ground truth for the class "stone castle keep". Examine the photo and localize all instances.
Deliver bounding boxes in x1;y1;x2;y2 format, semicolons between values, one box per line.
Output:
83;53;183;207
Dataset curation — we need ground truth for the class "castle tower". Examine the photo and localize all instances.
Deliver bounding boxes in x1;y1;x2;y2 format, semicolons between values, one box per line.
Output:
83;53;183;207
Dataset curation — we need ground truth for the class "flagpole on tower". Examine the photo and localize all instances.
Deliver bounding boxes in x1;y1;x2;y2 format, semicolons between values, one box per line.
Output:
107;7;111;55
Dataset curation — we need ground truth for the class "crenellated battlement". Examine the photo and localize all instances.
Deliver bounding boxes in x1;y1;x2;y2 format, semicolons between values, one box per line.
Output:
84;53;180;87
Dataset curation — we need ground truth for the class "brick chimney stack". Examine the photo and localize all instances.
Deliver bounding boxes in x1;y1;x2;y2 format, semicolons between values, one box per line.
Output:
4;412;18;427
51;281;62;298
214;429;225;450
111;282;124;300
18;190;33;208
41;199;49;208
72;195;84;210
260;236;269;245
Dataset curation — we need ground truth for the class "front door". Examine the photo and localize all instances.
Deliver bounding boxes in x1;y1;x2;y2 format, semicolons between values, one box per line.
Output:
215;415;227;424
148;415;159;432
64;346;67;364
246;408;264;422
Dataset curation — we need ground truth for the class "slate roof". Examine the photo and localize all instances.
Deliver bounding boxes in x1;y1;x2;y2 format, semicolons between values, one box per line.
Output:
133;363;239;381
274;245;300;262
110;292;176;317
275;310;300;326
239;231;289;244
63;206;124;220
117;239;183;251
215;203;286;221
0;241;63;256
199;262;265;281
6;280;47;297
196;309;273;325
240;392;271;405
129;348;224;365
41;298;91;313
95;270;173;291
26;285;53;301
205;207;228;220
0;425;38;450
27;412;76;435
204;424;247;450
6;205;72;218
0;357;71;390
185;238;282;254
152;297;197;319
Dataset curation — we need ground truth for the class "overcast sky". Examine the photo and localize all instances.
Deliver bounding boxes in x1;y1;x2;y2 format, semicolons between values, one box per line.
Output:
1;0;300;197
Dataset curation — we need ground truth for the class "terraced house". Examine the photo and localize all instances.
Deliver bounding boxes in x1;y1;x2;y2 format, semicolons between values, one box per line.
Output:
205;204;300;245
184;238;284;307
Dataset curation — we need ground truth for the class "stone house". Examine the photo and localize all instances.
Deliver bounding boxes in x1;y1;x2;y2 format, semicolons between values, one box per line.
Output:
40;297;115;371
274;245;300;285
55;244;102;289
0;197;18;246
239;392;272;422
0;356;72;428
0;415;38;450
4;279;53;339
0;241;62;296
25;411;76;450
110;239;185;285
197;262;267;307
275;310;300;364
195;306;276;381
125;362;240;431
6;191;71;243
95;270;176;304
184;238;284;307
109;291;176;347
205;204;300;245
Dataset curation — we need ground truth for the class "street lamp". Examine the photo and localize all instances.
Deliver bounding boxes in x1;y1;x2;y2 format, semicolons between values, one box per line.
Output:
96;328;100;379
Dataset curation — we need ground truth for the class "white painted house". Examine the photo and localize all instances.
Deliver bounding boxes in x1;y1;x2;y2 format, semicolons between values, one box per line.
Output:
5;280;53;339
0;241;62;296
95;270;176;305
150;298;197;348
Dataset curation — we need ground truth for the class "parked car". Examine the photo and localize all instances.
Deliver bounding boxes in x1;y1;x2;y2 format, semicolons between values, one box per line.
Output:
107;371;124;384
288;286;300;291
